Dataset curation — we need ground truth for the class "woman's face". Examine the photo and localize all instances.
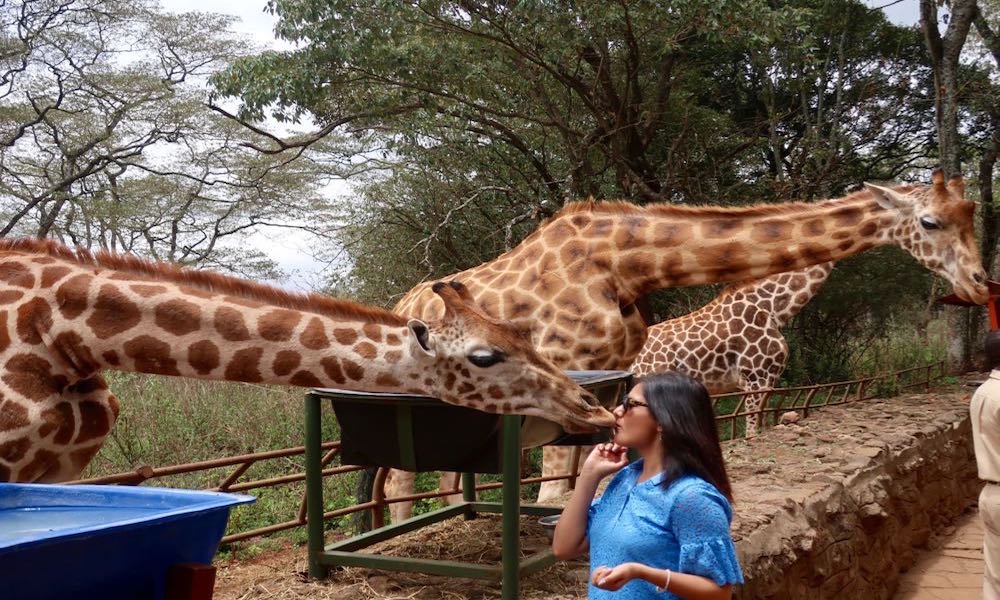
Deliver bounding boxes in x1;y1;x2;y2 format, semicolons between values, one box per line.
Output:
612;384;661;449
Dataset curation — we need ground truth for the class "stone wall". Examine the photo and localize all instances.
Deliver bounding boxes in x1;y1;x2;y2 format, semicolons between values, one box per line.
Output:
727;393;979;600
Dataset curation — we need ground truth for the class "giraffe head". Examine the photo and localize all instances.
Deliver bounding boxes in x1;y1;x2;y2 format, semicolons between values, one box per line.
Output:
864;170;988;304
408;281;615;432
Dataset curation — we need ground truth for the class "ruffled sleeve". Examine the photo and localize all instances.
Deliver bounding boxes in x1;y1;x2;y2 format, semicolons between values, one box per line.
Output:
670;481;745;585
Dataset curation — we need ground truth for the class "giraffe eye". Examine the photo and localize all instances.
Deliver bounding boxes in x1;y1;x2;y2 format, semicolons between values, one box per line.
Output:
467;349;506;368
919;216;941;230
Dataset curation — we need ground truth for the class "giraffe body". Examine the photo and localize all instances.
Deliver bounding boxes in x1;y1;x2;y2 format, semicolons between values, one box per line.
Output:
389;172;989;511
0;239;613;483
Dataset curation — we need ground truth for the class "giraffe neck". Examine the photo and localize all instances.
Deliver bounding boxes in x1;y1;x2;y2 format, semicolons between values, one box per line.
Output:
589;192;890;303
51;272;425;393
719;261;836;329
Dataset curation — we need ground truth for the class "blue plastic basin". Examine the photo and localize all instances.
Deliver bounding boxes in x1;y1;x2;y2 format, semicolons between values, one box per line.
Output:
0;483;255;600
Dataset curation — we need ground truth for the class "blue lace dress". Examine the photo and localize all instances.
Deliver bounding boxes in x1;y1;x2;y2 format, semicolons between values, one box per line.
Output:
586;461;744;599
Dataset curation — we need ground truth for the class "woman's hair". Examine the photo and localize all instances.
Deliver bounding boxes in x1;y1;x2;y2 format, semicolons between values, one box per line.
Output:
639;371;734;502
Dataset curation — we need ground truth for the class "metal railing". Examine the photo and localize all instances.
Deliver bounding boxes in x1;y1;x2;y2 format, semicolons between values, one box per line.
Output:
67;360;946;543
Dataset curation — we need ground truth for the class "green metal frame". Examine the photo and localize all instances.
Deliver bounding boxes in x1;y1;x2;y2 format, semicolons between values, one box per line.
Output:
304;392;560;600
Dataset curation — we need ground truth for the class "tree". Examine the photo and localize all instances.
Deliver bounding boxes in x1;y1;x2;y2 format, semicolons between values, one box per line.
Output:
0;0;341;277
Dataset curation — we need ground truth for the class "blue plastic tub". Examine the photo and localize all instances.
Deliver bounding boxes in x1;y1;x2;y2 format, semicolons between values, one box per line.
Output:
0;483;255;600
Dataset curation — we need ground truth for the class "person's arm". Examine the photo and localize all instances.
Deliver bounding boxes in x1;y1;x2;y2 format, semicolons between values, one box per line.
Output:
591;563;732;599
551;443;628;560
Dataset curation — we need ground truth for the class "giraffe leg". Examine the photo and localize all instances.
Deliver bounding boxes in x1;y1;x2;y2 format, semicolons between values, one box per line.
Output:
384;468;416;522
537;446;576;502
741;371;775;437
1;375;119;483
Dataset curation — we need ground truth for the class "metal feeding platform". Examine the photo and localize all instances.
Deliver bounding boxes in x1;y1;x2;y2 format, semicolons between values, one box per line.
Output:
304;370;632;600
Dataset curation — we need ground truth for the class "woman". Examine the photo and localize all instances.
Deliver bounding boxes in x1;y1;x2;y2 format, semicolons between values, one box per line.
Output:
552;371;743;599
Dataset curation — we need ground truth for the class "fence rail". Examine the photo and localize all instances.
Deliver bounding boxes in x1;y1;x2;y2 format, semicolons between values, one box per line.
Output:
68;360;947;544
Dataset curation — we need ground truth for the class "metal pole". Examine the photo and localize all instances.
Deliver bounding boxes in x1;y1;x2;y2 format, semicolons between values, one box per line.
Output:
305;393;326;579
501;414;521;600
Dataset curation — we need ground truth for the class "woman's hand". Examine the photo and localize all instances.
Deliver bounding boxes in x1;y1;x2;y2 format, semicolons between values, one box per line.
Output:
579;442;629;482
591;563;638;591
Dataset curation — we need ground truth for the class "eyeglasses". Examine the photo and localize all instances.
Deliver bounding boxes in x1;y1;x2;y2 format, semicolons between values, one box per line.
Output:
620;397;648;413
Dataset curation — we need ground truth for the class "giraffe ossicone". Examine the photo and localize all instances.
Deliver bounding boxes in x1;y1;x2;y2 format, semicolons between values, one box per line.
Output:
389;169;989;512
0;239;613;483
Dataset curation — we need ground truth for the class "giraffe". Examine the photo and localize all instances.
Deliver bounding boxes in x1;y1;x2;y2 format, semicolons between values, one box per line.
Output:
388;171;989;510
630;261;834;433
0;238;614;483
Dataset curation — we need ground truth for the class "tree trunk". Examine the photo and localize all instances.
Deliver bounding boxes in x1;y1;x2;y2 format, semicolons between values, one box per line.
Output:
920;0;980;373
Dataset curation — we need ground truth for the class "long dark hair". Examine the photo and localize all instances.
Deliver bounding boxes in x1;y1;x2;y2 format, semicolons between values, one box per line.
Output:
639;371;734;502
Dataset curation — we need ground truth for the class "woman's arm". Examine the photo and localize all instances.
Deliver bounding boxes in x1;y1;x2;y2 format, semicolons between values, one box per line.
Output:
626;564;732;600
551;443;628;560
550;472;598;559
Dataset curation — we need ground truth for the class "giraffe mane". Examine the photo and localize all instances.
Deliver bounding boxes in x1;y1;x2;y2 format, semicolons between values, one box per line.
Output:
551;185;923;221
0;237;409;327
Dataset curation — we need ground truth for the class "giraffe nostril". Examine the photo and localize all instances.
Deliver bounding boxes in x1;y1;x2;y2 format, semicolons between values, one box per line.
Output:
975;271;988;285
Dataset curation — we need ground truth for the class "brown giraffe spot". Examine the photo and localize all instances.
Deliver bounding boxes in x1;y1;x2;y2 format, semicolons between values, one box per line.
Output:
108;273;137;281
154;298;202;336
589;218;614;237
0;290;24;304
187;340;220;375
320;358;346;385
16;298;52;345
31;257;55;265
333;328;358;345
53;331;99;376
87;284;141;339
698;242;744;270
559;240;588;264
0;464;8;480
290;370;323;387
40;266;71;287
342;359;364;381
375;373;401;387
55;274;92;319
3;354;62;401
353;341;377;360
386;333;402;346
75;399;112;444
702;219;743;239
272;350;301;376
70;446;102;473
751;220;793;242
39;402;74;444
832;206;863;227
767;250;798;273
0;398;30;430
384;350;402;364
19;449;58;482
258;309;301;342
444;372;456;390
300;317;329;350
214;306;252;341
0;437;30;463
804;219;827;237
224;347;264;382
487;385;504;399
362;323;382;342
222;295;264;309
0;262;35;288
0;311;9;354
619;253;655;282
858;221;878;237
652;222;692;247
457;382;475;394
102;351;120;366
131;284;168;298
123;335;180;376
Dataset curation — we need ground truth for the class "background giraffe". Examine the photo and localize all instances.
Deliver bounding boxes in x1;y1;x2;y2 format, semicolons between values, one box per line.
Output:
0;238;613;483
632;262;835;429
384;172;988;512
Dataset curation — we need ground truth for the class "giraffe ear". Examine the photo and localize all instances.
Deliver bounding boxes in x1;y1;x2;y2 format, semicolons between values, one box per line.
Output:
407;319;435;356
864;182;913;211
